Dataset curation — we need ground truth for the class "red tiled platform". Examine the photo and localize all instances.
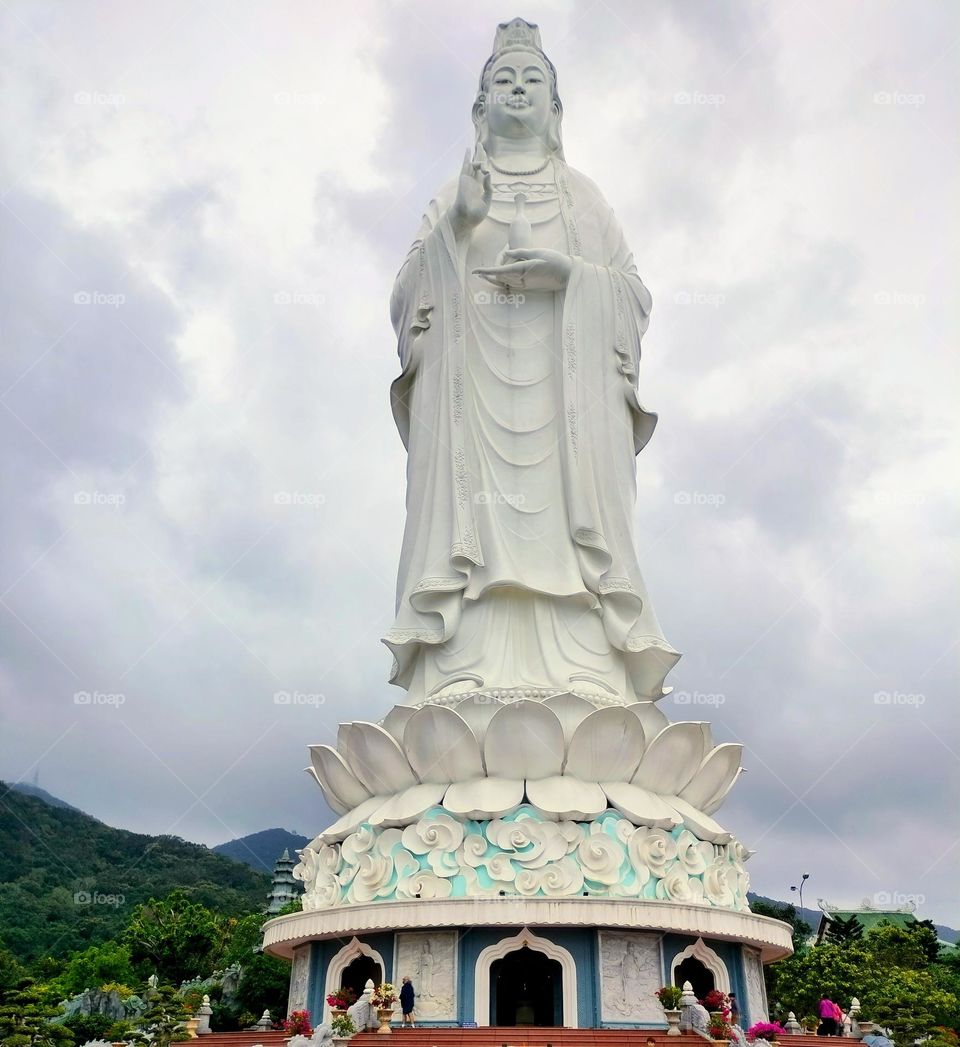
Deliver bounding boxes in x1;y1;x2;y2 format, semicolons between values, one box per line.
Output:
353;1033;723;1047
197;1033;287;1047
199;1032;833;1047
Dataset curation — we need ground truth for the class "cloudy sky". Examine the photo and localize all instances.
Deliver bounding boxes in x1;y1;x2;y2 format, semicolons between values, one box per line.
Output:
2;1;958;925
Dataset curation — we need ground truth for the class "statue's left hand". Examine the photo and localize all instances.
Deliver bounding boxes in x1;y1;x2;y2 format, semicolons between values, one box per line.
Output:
473;248;573;292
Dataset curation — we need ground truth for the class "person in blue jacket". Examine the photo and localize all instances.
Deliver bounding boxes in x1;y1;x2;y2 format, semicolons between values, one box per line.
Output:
400;976;416;1028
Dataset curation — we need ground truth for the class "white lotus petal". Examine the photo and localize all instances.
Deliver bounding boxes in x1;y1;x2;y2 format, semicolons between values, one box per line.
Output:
381;704;418;745
542;691;596;744
565;706;645;781
602;781;682;829
484;700;564;779
304;765;350;817
625;701;669;740
443;777;524;819
664;795;733;844
631;722;710;794
404;706;484;784
310;744;372;811
703;767;745;816
680;743;743;812
452;695;503;746
368;782;448;829
339;722;419;795
526;776;607;821
318;795;388;843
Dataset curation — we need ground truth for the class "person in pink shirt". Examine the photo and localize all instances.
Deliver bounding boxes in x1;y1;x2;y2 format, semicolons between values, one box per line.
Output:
818;997;840;1036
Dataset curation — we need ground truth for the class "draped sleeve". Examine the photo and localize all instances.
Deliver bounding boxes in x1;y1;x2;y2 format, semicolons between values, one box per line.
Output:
389;180;460;450
555;166;680;698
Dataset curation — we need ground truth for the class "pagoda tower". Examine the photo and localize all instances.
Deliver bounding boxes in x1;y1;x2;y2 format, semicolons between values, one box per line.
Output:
265;849;302;915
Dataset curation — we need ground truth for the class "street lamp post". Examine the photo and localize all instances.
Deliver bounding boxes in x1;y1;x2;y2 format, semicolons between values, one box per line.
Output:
790;872;810;912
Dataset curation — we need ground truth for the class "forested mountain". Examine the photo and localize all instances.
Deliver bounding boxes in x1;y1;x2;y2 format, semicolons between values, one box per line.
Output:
0;783;269;962
213;827;309;872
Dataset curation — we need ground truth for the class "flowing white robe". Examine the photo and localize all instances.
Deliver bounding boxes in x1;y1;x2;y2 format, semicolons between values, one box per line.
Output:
384;159;679;704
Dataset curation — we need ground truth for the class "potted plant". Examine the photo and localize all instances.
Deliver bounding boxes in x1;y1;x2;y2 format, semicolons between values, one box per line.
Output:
801;1016;819;1033
326;988;357;1020
371;984;397;1035
747;1021;788;1044
857;1017;876;1037
283;1009;315;1037
709;1012;733;1044
331;1013;356;1045
703;989;730;1018
656;985;684;1037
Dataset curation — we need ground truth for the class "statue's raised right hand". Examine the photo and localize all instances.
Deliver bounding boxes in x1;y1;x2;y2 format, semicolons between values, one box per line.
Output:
449;145;492;239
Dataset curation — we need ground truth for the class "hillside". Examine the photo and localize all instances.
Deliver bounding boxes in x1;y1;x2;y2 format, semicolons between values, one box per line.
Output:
0;783;270;962
748;892;822;933
213;827;309;873
9;781;86;815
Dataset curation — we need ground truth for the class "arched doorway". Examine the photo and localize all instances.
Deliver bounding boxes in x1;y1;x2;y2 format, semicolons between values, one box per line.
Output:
671;937;730;1002
490;946;562;1027
341;954;383;1001
675;956;714;1001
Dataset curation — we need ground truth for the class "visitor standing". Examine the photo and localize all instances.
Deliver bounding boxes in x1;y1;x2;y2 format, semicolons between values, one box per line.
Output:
400;975;416;1028
817;996;839;1036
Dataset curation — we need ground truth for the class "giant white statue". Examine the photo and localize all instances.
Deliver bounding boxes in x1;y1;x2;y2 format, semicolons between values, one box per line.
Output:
273;26;792;1030
384;17;678;707
295;18;763;922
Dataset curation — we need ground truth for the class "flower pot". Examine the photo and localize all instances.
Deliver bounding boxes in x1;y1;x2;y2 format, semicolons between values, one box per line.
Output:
331;1008;347;1021
376;1007;395;1034
664;1008;682;1037
858;1023;875;1037
183;1018;199;1039
333;1039;352;1046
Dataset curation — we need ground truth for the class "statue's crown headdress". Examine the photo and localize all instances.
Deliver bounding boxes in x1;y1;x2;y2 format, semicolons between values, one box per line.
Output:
491;17;543;56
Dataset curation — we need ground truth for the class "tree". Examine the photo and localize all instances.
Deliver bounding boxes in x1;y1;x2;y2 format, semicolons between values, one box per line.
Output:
123;891;222;985
52;940;135;998
825;914;863;945
765;939;869;1021
219;913;265;967
764;921;958;1041
912;919;945;965
60;1014;114;1043
218;913;289;1020
233;953;289;1022
931;946;960;1032
127;985;190;1047
861;967;956;1045
869;920;940;971
0;947;25;999
0;981;74;1047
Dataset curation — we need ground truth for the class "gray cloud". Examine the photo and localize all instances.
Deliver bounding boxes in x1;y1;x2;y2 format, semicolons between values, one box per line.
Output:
1;0;957;924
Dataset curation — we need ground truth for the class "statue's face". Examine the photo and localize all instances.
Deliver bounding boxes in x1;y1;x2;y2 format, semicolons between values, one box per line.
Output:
484;50;554;140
